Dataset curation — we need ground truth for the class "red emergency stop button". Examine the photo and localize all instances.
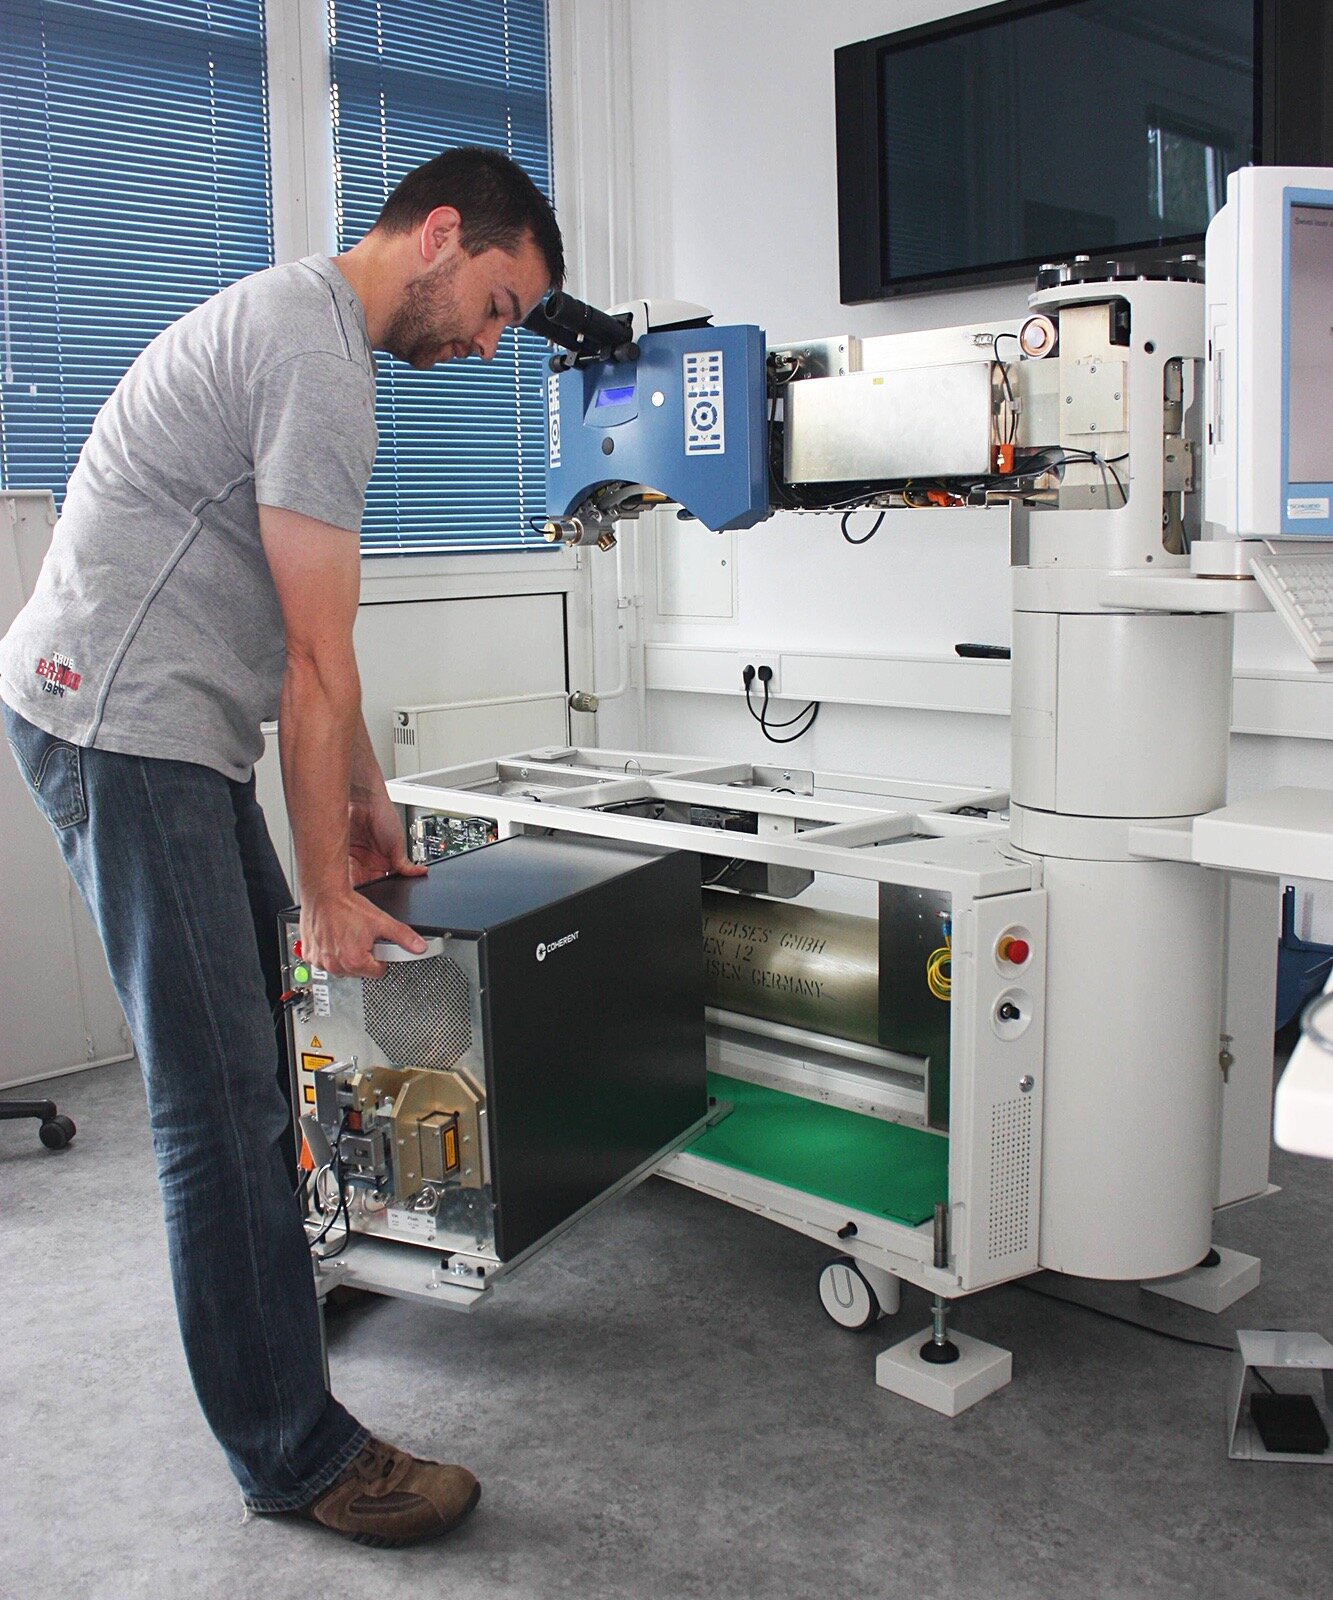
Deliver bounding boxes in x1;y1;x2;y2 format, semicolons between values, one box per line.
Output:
998;936;1030;965
293;940;303;959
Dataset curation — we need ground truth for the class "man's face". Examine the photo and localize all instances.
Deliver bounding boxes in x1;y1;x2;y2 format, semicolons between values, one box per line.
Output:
382;231;550;370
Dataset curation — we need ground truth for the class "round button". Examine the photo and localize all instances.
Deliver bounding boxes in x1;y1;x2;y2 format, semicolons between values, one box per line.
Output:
293;962;311;986
293;940;303;959
999;937;1030;966
691;401;717;430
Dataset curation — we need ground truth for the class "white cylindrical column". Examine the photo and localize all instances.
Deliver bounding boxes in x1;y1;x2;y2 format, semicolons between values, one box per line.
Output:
1031;853;1225;1279
1011;609;1233;820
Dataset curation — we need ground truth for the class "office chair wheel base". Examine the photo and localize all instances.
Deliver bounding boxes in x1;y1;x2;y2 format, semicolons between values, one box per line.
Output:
39;1114;76;1150
818;1256;882;1331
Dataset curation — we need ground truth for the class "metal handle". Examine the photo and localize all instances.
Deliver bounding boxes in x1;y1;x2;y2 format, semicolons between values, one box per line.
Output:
371;935;447;964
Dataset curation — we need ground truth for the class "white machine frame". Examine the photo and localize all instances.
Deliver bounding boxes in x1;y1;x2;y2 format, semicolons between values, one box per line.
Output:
390;751;1043;1301
386;743;1282;1411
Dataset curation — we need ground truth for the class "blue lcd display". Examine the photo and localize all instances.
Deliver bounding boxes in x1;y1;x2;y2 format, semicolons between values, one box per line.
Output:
595;384;636;407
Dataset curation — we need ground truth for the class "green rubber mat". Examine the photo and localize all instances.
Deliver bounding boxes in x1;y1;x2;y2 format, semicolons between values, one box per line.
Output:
688;1072;948;1227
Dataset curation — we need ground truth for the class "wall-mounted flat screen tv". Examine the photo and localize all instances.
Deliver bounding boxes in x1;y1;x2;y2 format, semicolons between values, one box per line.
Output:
835;0;1333;302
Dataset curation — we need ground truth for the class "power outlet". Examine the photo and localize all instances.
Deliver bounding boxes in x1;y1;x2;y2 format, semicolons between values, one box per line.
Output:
738;655;781;695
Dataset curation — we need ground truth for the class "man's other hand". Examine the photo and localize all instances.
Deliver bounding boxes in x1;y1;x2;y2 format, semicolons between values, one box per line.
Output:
348;781;428;886
300;887;426;978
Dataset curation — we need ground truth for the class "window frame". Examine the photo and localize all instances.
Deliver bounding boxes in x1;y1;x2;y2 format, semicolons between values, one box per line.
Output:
264;0;576;584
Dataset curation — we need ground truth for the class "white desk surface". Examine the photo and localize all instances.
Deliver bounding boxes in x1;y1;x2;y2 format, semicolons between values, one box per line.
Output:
1191;788;1333;881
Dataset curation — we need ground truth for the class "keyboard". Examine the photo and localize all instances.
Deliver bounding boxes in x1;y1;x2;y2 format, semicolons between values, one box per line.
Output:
1249;541;1333;665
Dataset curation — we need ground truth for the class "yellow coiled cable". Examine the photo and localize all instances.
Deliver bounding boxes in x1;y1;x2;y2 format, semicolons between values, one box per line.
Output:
926;931;952;1002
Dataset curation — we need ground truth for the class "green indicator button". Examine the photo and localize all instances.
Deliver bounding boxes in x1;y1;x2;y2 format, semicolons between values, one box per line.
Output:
293;963;311;985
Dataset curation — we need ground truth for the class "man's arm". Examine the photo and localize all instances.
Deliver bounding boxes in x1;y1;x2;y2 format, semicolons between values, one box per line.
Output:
259;504;425;977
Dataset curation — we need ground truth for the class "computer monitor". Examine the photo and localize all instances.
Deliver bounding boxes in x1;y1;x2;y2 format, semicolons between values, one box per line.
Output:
1205;166;1333;540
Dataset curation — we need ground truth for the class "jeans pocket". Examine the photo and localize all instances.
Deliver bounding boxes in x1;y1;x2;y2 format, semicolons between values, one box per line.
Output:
4;709;88;830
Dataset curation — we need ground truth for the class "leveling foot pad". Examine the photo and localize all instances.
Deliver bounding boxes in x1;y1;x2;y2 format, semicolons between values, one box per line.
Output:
690;1073;949;1226
1142;1246;1261;1313
875;1329;1012;1416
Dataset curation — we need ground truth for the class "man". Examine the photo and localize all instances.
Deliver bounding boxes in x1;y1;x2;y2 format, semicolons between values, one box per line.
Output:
0;146;561;1546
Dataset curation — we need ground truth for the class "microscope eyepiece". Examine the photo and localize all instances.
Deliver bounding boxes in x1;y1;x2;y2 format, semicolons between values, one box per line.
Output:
523;292;637;361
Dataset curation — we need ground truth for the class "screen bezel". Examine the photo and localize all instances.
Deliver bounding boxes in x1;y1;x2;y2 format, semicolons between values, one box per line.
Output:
1280;188;1333;534
835;0;1273;303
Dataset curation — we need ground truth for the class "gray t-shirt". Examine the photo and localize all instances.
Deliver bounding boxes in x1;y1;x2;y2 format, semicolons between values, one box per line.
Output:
0;255;376;781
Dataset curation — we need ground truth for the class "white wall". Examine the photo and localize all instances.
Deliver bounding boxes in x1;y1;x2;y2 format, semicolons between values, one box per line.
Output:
572;0;1333;899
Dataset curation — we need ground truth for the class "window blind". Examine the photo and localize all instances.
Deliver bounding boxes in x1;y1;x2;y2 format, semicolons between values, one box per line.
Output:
328;0;555;556
0;0;273;503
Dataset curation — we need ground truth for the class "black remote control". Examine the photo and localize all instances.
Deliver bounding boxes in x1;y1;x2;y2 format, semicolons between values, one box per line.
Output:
954;643;1011;660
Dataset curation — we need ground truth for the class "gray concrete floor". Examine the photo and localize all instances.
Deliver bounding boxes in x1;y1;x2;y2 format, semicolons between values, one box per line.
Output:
2;1057;1331;1600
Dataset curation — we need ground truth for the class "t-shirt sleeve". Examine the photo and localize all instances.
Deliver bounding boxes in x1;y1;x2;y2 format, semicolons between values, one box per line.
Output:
248;351;377;532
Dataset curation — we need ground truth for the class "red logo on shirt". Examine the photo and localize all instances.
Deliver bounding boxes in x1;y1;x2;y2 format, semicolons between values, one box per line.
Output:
35;653;82;697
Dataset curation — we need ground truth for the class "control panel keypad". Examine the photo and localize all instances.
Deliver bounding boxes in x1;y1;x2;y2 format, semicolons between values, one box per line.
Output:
684;350;725;456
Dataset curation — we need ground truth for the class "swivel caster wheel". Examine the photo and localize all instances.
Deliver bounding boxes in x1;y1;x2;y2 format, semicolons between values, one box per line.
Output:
39;1114;76;1151
818;1256;882;1331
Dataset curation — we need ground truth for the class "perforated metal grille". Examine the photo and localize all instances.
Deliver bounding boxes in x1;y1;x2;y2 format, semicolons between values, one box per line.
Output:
362;956;471;1069
987;1096;1033;1260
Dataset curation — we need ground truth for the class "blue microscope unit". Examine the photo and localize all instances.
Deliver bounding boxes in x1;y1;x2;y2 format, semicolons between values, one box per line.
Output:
544;322;770;535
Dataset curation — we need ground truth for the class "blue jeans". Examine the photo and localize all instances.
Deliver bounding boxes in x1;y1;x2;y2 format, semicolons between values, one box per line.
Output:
4;704;367;1509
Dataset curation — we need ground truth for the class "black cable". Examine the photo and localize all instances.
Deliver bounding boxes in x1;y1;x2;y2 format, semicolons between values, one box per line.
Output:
745;676;815;728
1096;453;1128;505
757;711;820;744
317;1182;351;1258
315;1161;352;1259
743;672;819;736
842;508;885;544
991;332;1021;443
761;677;816;730
759;679;819;743
309;1111;351;1256
1017;1281;1236;1355
763;705;819;736
271;988;302;1028
1008;446;1129;507
308;1149;342;1242
1046;447;1128;505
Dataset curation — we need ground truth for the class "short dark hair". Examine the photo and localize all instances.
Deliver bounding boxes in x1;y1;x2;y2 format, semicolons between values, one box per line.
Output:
374;146;564;288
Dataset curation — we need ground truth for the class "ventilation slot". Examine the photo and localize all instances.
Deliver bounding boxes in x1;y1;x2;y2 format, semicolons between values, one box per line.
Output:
394;725;416;746
987;1095;1033;1260
362;956;471;1069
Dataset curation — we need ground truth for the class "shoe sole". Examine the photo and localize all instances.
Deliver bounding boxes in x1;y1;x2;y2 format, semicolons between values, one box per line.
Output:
347;1480;482;1549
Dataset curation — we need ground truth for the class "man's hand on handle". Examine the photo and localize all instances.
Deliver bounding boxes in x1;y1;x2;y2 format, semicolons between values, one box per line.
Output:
299;883;424;979
303;782;429;978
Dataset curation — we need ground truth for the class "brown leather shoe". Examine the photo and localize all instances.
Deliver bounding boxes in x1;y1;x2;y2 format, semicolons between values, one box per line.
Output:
291;1438;480;1547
